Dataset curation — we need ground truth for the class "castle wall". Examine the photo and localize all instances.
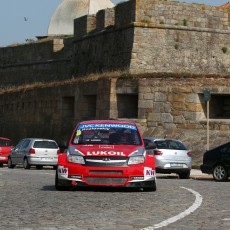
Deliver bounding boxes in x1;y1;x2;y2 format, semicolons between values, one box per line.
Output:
71;0;230;76
135;0;229;30
130;26;230;74
1;76;230;166
0;38;74;87
1;0;230;85
1;0;230;166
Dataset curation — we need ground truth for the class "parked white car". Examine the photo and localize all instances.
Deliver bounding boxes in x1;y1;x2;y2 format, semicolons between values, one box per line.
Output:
8;138;60;169
144;138;192;179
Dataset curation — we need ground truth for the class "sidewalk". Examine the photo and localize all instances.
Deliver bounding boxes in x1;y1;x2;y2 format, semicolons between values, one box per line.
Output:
156;169;213;180
190;169;213;180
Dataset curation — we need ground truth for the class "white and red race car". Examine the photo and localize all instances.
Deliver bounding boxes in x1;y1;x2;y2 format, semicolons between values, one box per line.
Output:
55;120;156;191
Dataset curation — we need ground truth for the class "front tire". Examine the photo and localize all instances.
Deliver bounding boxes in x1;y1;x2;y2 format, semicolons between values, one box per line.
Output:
143;181;157;192
7;158;15;168
23;158;31;169
213;164;228;182
55;169;69;191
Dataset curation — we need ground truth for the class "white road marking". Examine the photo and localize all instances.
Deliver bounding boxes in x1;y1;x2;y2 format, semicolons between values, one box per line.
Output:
142;186;203;230
223;218;230;221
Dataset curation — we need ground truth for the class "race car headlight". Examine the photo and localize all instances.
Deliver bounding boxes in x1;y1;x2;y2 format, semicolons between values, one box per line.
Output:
67;155;85;164
128;155;145;165
67;146;85;164
128;147;146;165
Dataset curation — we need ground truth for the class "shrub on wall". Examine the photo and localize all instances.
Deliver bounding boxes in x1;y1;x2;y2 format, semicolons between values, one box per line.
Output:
222;46;228;54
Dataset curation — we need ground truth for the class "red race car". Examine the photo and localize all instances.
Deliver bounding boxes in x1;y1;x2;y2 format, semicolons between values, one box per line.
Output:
55;120;156;191
0;137;13;167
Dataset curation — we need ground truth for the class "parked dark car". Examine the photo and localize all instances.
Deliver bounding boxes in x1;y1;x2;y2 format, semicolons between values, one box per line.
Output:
200;142;230;181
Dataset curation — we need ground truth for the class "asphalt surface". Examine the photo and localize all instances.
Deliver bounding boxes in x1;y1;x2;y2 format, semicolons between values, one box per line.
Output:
1;167;229;230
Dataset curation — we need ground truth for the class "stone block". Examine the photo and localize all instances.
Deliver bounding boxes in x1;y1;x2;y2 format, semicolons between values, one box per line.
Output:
168;93;185;102
153;102;165;113
155;92;166;102
139;100;153;108
163;123;177;130
174;115;185;124
186;93;200;103
186;103;203;112
148;112;161;122
161;113;173;123
172;102;186;110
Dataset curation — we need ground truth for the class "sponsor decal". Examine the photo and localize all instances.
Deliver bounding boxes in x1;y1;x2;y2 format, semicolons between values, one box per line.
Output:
87;151;125;156
99;145;114;149
58;166;68;179
77;124;137;131
144;167;155;180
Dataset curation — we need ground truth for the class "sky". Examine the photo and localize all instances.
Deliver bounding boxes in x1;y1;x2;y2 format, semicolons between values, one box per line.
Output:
0;0;228;47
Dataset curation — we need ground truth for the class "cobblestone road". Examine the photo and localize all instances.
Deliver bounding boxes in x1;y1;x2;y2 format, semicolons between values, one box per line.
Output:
0;167;229;230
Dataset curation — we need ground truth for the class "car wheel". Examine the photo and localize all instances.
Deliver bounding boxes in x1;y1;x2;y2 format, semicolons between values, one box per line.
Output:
213;164;228;182
0;163;3;167
143;181;157;192
178;171;190;179
55;169;69;191
7;158;15;169
23;158;31;169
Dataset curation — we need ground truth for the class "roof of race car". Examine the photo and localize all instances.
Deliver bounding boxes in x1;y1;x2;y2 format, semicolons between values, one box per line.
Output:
78;120;137;126
0;137;12;141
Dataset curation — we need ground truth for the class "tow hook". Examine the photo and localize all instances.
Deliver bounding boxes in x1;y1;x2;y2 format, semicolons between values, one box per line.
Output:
71;181;77;186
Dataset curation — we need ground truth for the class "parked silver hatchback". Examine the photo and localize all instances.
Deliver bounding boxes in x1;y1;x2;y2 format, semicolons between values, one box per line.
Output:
144;138;192;179
8;138;60;169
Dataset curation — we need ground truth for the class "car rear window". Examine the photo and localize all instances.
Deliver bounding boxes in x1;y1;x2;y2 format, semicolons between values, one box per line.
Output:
0;139;12;147
33;141;58;149
155;140;187;150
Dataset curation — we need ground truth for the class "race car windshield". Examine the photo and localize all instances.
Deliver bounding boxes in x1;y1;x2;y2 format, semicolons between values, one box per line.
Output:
71;123;142;145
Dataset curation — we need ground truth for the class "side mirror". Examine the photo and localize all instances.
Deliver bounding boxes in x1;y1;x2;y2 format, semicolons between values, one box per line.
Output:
58;141;68;153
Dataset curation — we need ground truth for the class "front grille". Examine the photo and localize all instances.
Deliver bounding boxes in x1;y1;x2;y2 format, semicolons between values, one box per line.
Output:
85;177;128;185
85;156;128;167
89;170;123;175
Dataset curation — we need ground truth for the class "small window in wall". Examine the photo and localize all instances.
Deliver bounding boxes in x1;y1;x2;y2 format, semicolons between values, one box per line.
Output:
117;94;138;118
82;95;97;119
209;94;230;119
62;97;74;118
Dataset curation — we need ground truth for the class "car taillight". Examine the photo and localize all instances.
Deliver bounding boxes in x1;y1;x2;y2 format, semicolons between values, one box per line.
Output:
187;151;192;157
57;150;60;154
29;148;35;154
153;150;163;155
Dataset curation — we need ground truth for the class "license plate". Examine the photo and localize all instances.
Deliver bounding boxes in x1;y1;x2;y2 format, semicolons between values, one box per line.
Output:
41;157;53;161
170;163;183;167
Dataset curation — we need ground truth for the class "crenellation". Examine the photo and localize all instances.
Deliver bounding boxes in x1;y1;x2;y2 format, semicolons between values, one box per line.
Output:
74;15;96;38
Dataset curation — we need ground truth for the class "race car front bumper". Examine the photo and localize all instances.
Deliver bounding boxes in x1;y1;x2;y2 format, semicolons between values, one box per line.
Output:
57;164;156;188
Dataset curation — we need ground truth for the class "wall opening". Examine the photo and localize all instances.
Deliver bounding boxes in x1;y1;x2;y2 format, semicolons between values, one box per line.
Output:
117;94;138;118
62;96;75;118
82;95;97;120
209;94;230;119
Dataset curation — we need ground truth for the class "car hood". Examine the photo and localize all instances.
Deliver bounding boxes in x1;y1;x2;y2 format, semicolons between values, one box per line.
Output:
69;144;143;157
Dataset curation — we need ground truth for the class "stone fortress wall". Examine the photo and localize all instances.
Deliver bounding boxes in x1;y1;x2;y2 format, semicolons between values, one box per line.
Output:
1;0;230;86
1;0;230;165
73;0;230;75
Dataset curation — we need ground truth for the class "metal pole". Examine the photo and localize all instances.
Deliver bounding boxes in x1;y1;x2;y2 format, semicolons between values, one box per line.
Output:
207;100;209;150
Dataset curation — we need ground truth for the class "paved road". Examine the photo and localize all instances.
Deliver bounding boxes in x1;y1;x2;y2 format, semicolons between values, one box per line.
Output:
0;166;229;230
